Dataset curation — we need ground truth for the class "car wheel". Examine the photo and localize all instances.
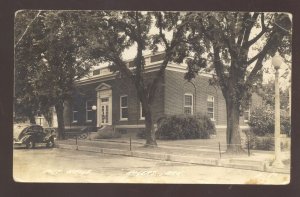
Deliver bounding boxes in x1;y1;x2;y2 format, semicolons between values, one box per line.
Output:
46;139;55;148
79;133;88;139
26;140;35;149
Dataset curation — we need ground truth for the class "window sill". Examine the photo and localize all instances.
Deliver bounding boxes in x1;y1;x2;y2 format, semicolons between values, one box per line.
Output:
120;119;128;121
72;121;78;123
86;120;92;123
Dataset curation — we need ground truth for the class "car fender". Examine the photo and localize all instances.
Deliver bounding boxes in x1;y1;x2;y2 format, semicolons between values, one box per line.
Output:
44;135;55;141
20;135;33;143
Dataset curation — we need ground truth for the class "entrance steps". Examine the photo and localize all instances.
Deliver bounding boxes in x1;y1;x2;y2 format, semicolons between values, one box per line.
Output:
97;125;114;133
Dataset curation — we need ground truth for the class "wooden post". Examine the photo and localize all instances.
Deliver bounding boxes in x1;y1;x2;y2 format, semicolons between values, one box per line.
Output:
130;137;132;151
247;137;250;156
218;142;221;158
76;135;78;150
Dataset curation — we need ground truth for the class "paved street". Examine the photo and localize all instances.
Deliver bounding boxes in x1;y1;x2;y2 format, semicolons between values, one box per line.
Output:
13;148;289;184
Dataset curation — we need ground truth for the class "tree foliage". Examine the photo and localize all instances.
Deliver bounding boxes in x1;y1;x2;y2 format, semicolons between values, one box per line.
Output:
15;10;93;138
15;11;45;123
248;106;291;136
86;11;201;146
186;12;292;101
184;12;292;153
256;81;290;110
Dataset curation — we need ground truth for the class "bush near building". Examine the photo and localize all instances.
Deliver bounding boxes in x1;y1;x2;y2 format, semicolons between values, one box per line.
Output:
245;106;291;151
156;114;216;140
248;106;291;136
243;130;290;151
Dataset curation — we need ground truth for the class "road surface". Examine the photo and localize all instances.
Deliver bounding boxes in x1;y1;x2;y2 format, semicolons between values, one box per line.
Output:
13;147;289;184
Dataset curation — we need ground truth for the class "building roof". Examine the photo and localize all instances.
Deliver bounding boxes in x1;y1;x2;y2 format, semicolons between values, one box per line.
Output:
76;52;214;86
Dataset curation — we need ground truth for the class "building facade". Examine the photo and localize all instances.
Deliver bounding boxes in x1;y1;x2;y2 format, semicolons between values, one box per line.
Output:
63;53;262;135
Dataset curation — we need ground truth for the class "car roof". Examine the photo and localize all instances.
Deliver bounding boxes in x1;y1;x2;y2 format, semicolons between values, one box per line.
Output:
13;124;43;138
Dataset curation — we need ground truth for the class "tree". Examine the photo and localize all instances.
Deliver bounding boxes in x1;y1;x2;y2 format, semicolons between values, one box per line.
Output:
14;10;44;124
87;11;197;146
15;11;93;139
185;12;292;153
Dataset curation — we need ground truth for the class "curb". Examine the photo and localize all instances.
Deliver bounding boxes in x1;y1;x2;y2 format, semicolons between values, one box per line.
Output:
55;143;289;174
56;143;219;167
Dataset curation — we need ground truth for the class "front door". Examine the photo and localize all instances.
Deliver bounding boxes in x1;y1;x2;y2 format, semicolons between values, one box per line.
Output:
96;84;112;127
101;98;109;125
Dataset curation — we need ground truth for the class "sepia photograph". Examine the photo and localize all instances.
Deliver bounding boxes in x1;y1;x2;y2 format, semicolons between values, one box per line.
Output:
13;10;292;184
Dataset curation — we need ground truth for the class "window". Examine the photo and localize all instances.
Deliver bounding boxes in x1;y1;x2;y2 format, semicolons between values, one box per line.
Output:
140;103;145;120
184;94;193;115
207;95;214;120
86;100;94;122
93;69;101;76
128;61;135;68
120;95;128;120
244;108;250;122
150;53;165;63
72;111;78;123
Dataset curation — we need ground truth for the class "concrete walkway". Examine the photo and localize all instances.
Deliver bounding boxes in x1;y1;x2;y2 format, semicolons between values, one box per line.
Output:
55;138;290;174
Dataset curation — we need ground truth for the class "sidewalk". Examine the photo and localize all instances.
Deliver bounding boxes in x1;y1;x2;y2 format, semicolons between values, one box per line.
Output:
55;138;290;174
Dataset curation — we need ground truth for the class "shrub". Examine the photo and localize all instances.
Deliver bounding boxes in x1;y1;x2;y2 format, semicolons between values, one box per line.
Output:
156;114;216;140
248;106;291;136
242;132;291;151
242;129;258;149
256;135;275;151
281;116;291;137
196;114;216;136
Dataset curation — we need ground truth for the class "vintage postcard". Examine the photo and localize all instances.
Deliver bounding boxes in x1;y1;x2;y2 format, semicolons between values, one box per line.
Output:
13;10;292;184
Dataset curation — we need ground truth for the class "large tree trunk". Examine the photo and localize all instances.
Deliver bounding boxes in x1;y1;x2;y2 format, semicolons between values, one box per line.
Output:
29;114;36;124
43;108;53;127
225;97;245;154
55;101;65;140
144;106;157;147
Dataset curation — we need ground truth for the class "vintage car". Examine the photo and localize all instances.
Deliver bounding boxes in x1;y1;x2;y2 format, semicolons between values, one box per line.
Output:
13;124;55;149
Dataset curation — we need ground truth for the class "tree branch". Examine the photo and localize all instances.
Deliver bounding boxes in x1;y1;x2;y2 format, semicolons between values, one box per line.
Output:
157;12;170;49
241;13;259;48
213;45;228;93
114;55;136;81
243;13;267;48
244;24;287;91
147;52;171;104
246;39;271;65
236;13;249;46
133;11;146;91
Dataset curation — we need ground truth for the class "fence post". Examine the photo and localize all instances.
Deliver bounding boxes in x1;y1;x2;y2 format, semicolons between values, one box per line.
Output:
218;142;221;159
247;137;250;156
130;137;132;151
76;135;78;150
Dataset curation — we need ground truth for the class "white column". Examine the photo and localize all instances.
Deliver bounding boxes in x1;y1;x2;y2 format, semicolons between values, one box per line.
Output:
272;67;284;167
97;91;101;127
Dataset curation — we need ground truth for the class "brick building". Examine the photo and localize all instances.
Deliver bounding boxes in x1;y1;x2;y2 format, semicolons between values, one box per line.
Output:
63;52;262;135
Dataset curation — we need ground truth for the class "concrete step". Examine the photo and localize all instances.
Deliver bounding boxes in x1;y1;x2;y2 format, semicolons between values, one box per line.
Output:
97;125;114;132
229;158;265;166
